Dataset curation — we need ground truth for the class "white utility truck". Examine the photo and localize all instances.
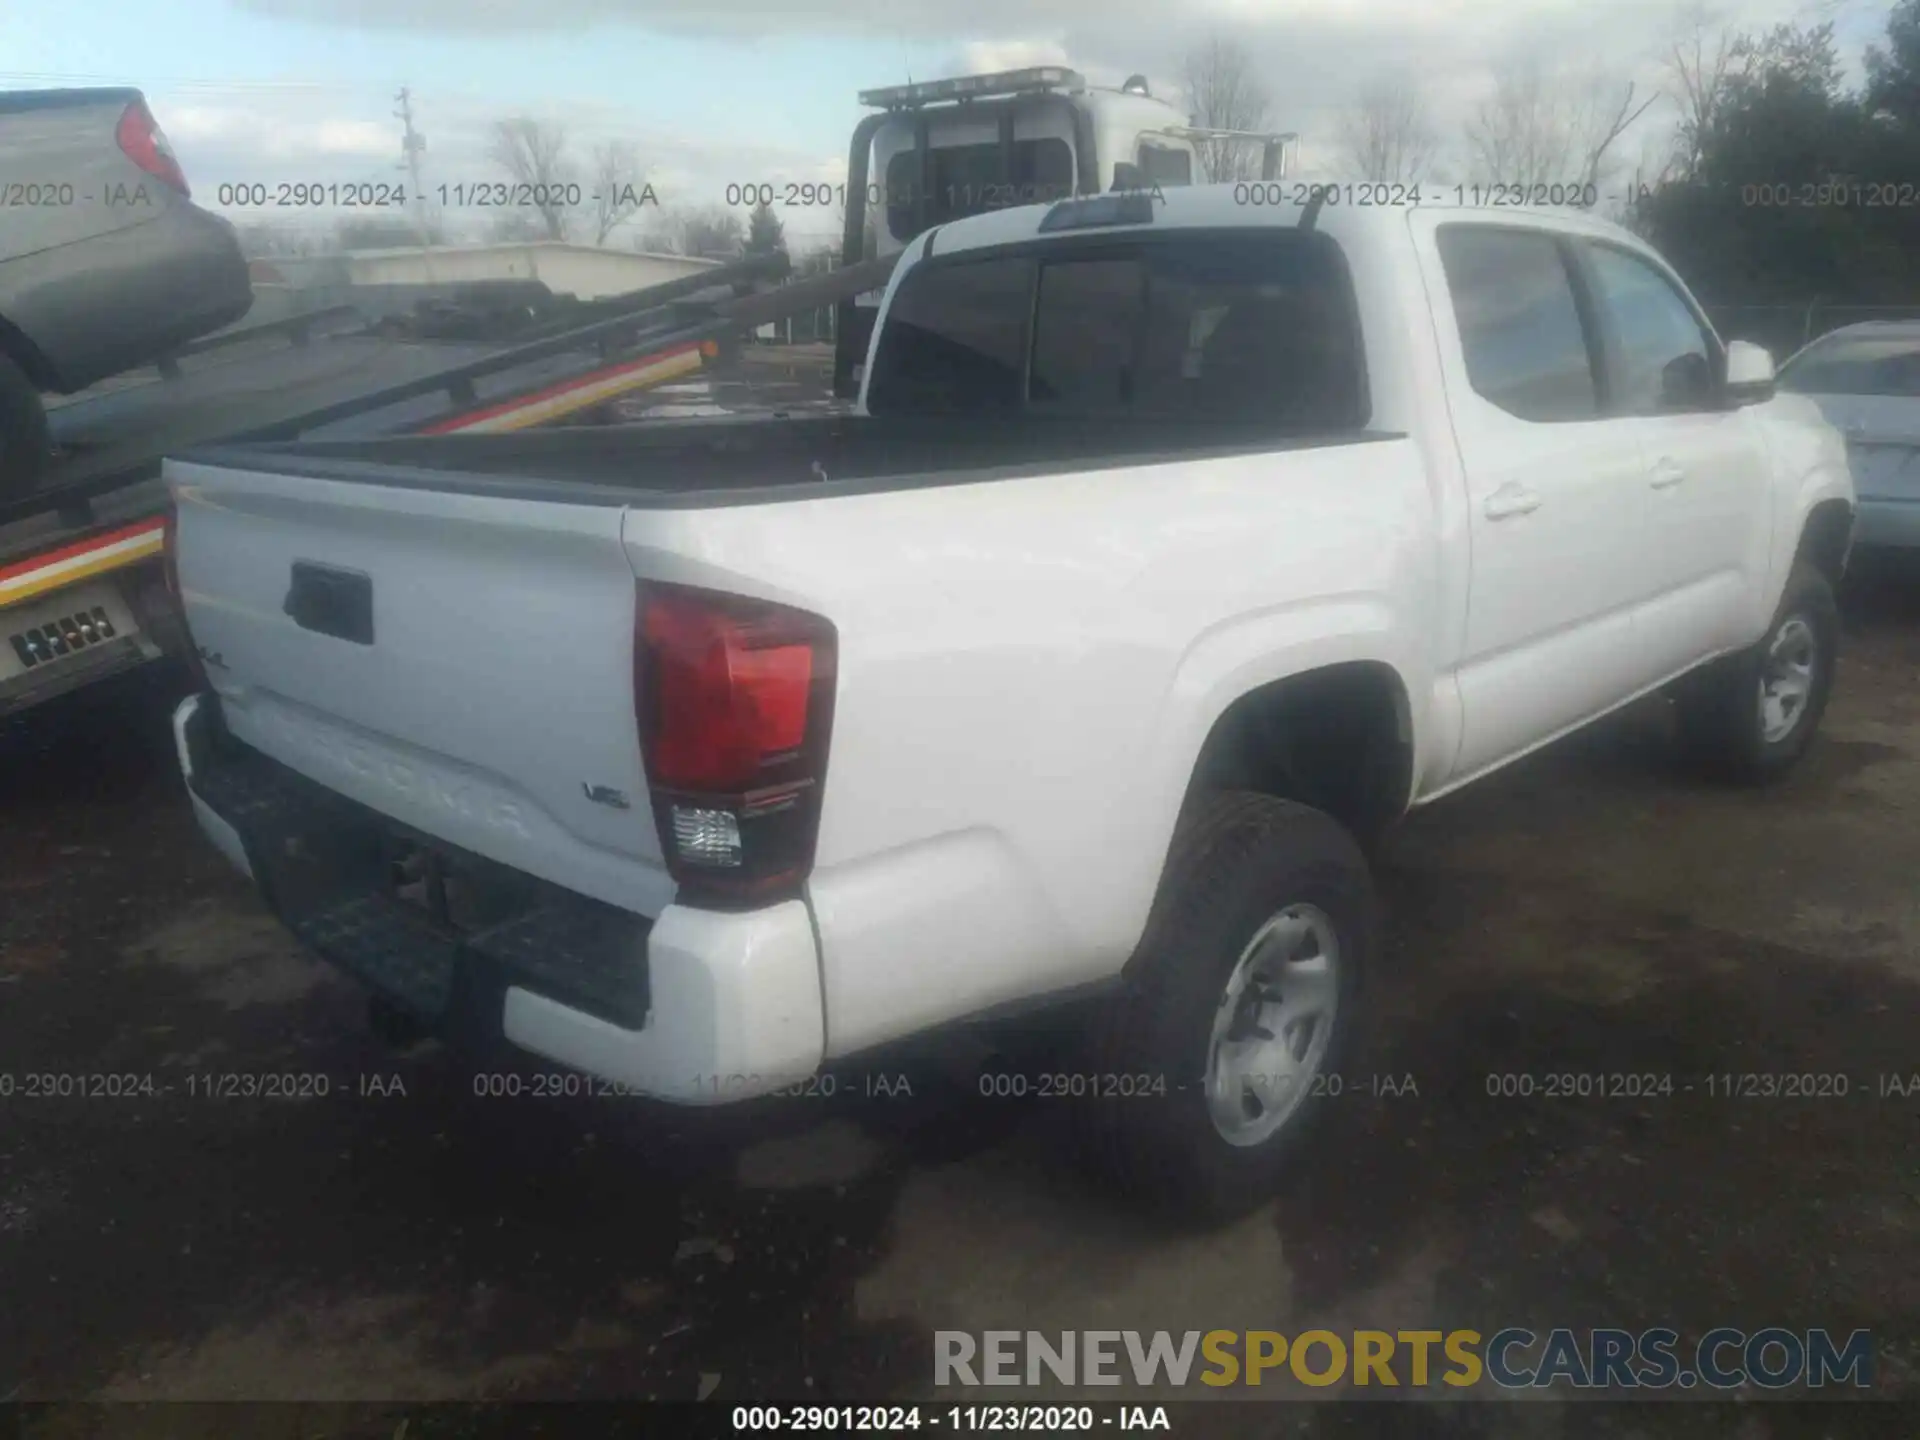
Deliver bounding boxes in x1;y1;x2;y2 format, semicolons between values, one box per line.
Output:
832;66;1298;395
167;188;1852;1218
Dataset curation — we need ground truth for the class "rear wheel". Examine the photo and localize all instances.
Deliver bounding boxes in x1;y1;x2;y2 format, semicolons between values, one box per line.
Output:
0;351;50;501
367;994;433;1050
1675;562;1839;782
1074;792;1375;1221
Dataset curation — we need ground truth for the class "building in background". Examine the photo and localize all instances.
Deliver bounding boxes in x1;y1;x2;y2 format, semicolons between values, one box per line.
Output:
330;242;717;299
245;242;721;326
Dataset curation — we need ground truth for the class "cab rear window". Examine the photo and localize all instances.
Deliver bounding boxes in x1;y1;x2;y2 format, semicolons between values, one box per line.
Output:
865;231;1367;429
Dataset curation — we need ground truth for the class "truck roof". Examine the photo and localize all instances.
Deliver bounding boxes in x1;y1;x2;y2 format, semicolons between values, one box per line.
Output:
911;182;1654;261
0;86;142;115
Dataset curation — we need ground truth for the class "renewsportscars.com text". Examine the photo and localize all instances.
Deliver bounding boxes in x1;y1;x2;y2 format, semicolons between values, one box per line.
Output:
934;1328;1874;1391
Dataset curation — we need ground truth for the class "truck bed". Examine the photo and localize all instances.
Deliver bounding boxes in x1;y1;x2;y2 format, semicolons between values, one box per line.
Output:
177;412;1399;508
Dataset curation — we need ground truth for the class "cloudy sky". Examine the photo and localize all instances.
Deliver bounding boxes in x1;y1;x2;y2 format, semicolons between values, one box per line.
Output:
0;0;1895;251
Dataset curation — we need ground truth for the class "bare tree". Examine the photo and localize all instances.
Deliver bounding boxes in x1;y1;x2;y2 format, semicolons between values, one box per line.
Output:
1465;61;1655;190
337;216;436;250
1182;37;1274;182
1464;62;1567;188
487;116;575;241
682;208;745;258
1576;79;1658;188
589;140;646;246
234;219;313;258
488;210;550;243
1333;75;1441;183
793;243;839;278
641;205;744;259
1663;7;1744;175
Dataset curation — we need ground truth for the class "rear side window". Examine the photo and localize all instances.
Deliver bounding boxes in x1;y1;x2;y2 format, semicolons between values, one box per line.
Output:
865;255;1035;414
1131;236;1363;425
869;232;1366;429
1780;334;1920;397
1031;259;1142;410
1437;226;1599;422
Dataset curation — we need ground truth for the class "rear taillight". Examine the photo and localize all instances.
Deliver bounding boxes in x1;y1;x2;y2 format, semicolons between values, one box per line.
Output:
635;581;837;906
161;508;209;689
115;99;190;197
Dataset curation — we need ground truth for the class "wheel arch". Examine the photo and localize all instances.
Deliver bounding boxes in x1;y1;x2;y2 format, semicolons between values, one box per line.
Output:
1794;496;1855;588
0;309;61;392
1181;659;1416;836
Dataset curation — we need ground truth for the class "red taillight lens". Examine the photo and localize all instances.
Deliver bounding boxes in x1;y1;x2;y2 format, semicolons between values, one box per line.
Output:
115;100;190;197
635;582;836;903
643;594;813;789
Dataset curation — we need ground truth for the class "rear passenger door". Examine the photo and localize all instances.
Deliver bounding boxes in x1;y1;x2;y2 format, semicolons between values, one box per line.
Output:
1424;221;1656;779
1573;240;1772;672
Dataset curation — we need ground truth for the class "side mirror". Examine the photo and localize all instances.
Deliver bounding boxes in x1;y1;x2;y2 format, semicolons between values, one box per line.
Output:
1110;162;1143;193
1660;352;1714;409
1723;340;1776;407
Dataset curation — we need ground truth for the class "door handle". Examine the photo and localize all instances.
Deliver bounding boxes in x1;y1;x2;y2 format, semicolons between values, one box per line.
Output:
1483;484;1542;520
1649;457;1686;489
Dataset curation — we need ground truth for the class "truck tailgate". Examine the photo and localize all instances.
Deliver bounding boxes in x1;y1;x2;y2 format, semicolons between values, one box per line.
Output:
167;456;673;917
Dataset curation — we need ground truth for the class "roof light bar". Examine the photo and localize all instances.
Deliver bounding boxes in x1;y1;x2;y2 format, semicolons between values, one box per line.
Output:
859;67;1085;110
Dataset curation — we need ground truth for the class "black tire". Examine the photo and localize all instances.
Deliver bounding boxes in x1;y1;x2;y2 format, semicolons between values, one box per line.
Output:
367;993;433;1049
1674;562;1839;783
0;350;50;500
1073;792;1376;1221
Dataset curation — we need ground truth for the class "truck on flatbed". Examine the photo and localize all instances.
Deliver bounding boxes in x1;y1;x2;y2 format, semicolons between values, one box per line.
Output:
165;185;1854;1217
0;86;255;495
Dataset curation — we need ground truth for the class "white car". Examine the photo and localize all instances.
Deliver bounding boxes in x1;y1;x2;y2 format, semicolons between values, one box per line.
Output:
1778;320;1920;552
163;187;1855;1218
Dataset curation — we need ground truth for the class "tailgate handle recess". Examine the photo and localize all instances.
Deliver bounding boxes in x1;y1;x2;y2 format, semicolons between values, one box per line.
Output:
285;562;374;646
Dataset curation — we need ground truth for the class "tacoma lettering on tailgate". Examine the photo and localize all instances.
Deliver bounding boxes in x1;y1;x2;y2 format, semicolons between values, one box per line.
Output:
261;707;532;838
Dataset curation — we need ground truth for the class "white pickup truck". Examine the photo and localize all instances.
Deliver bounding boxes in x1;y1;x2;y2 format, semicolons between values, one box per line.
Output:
166;187;1854;1217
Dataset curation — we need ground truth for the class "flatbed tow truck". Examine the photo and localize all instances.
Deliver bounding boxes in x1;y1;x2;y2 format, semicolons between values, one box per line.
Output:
0;249;897;717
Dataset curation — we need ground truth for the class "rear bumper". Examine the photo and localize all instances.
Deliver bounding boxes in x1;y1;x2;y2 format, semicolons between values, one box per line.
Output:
1854;497;1920;551
171;693;825;1103
10;203;254;392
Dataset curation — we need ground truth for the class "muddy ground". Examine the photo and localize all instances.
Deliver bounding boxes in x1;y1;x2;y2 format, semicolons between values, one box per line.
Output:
2;566;1918;1439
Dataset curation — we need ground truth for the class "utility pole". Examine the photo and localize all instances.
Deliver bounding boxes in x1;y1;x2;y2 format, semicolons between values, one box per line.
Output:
395;85;429;246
